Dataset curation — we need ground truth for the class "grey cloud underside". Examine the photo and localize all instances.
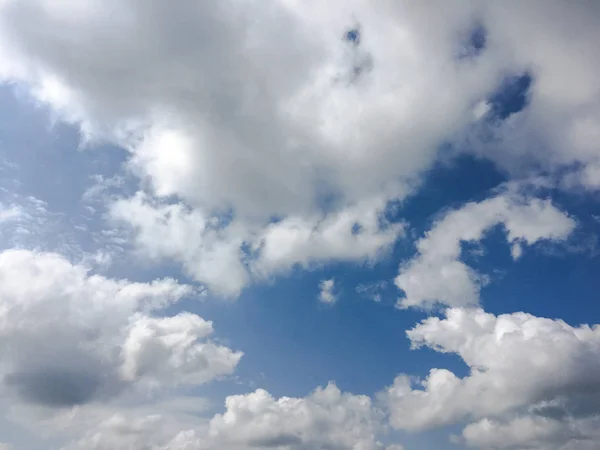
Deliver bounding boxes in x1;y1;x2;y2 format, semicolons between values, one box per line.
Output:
0;250;240;412
5;368;107;407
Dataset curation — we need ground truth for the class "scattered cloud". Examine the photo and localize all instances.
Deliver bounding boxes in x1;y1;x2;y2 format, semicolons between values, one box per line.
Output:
56;383;392;450
0;1;599;449
383;307;600;449
318;278;337;304
110;192;402;297
206;383;385;450
0;249;237;408
395;191;575;309
356;280;389;303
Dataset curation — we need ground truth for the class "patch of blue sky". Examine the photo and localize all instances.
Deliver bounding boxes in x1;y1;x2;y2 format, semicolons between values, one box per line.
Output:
456;23;486;59
487;72;533;120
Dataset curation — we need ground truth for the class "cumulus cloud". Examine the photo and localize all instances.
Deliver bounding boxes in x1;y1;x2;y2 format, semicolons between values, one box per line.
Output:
208;383;383;449
0;0;597;298
109;192;250;297
60;383;391;450
395;192;575;309
120;313;242;388
110;192;401;296
461;415;600;450
0;250;397;450
59;407;209;450
1;1;600;448
0;0;598;204
383;308;600;448
0;0;494;214
0;249;240;408
318;278;337;304
356;280;389;303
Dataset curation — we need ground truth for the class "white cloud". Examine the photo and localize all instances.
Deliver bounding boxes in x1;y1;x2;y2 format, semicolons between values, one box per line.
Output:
0;1;600;449
383;307;600;449
0;205;21;223
207;383;385;450
0;250;400;450
60;383;391;450
395;192;575;309
0;196;50;248
356;280;388;303
251;197;403;277
0;0;598;206
0;0;597;298
0;0;496;216
110;192;402;297
65;414;170;450
59;407;209;450
0;188;124;269
318;278;337;304
0;249;239;408
464;2;600;189
120;313;242;388
109;192;250;297
461;415;600;450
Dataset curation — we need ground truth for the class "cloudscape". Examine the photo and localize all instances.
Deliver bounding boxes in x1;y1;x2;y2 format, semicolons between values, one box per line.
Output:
0;1;600;449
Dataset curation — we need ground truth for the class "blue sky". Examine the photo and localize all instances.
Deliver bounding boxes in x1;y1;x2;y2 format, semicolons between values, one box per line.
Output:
1;2;600;450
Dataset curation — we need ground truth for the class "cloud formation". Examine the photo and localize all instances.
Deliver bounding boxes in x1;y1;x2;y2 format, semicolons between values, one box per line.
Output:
0;0;597;300
383;307;600;449
395;192;575;309
318;278;337;304
61;383;390;450
0;1;599;449
0;249;240;407
110;192;401;296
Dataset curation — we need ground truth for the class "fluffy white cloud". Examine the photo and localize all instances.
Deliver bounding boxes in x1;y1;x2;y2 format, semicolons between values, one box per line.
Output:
111;192;401;296
0;0;598;206
383;308;600;448
0;0;495;215
0;0;597;297
251;197;403;275
109;192;250;297
0;250;397;450
61;383;391;450
356;280;388;303
61;413;176;450
1;2;600;449
318;278;337;304
465;2;600;190
461;415;600;450
395;192;575;309
208;383;383;449
60;407;209;450
0;249;240;408
120;313;242;388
